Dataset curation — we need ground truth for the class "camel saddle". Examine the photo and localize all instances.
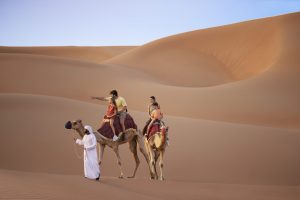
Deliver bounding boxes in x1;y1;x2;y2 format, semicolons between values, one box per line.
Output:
146;121;167;140
97;113;137;139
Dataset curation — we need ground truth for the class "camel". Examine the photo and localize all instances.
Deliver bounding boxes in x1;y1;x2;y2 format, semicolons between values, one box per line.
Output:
144;125;169;180
65;119;149;178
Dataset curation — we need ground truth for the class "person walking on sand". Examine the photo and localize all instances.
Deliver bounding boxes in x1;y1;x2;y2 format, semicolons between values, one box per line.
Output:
75;125;100;181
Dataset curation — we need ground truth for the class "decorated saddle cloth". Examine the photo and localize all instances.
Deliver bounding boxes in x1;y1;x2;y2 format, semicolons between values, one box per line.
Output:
97;113;137;139
146;120;167;140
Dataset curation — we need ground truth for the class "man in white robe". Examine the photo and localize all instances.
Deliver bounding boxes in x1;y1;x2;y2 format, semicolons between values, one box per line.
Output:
76;125;100;180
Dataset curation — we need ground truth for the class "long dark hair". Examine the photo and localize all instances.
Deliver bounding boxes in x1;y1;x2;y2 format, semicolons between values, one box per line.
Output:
110;96;118;111
150;96;156;101
152;102;159;107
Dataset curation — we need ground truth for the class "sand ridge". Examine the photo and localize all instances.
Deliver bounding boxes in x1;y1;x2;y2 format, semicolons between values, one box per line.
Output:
0;46;136;63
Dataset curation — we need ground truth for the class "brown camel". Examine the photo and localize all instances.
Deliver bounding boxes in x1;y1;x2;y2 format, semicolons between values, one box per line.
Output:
65;119;149;178
144;126;169;180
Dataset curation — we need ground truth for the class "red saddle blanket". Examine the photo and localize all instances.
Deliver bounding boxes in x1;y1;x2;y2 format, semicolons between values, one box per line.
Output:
146;123;167;140
97;113;137;139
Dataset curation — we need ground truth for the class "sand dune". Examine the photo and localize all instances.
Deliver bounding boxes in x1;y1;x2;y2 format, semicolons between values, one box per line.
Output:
0;46;136;63
1;93;300;186
1;12;300;128
105;13;288;87
1;12;300;200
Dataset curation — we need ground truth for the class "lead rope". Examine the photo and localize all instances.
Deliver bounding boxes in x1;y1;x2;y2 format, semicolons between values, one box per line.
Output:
73;130;84;159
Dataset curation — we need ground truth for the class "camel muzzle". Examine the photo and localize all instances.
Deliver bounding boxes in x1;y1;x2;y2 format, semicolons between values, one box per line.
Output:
65;121;72;130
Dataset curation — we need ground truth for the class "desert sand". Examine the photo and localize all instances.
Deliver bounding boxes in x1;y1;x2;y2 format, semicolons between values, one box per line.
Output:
1;12;300;200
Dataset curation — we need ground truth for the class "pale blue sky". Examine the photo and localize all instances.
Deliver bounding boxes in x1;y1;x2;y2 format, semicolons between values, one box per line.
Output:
1;0;300;46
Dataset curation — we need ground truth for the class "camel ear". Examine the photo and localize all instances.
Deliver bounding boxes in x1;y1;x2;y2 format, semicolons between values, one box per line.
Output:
78;119;82;123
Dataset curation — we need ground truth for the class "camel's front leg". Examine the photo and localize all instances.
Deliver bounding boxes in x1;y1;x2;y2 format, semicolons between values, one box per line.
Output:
159;150;165;181
145;141;156;180
98;144;105;165
128;140;140;178
113;146;124;178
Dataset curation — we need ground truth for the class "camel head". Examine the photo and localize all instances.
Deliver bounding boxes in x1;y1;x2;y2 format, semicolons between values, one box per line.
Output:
65;119;84;131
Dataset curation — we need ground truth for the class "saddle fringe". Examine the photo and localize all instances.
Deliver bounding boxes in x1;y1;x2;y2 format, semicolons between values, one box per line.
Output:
96;128;137;143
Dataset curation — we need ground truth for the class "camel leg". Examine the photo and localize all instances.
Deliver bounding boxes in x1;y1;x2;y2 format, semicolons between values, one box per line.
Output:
158;150;165;181
137;132;150;163
113;146;124;179
143;138;154;179
154;151;160;180
145;141;156;180
98;144;105;165
128;139;140;178
136;130;152;178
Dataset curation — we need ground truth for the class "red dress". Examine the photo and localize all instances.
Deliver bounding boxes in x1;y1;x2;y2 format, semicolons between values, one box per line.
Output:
104;104;116;119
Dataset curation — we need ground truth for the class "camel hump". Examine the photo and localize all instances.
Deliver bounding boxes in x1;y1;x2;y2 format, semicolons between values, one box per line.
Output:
97;113;137;139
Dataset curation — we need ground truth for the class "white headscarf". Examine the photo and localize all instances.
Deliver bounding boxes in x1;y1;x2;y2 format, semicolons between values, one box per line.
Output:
84;125;94;135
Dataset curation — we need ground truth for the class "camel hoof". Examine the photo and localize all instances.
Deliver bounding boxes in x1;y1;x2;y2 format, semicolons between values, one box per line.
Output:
127;175;135;179
118;175;124;179
159;177;165;181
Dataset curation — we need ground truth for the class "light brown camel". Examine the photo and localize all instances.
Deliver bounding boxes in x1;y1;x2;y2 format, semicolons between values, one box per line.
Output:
144;126;169;180
65;119;149;178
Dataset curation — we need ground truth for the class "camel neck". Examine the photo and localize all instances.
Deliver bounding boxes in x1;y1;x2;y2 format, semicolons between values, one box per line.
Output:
75;126;85;138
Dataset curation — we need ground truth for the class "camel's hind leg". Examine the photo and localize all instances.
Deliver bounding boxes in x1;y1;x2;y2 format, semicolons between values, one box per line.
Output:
145;140;156;179
113;146;124;178
128;138;140;178
158;150;165;181
137;130;153;178
98;144;105;166
154;150;160;180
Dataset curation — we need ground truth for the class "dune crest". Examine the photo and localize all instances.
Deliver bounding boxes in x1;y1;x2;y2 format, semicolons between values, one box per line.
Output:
0;13;299;128
0;46;136;63
105;13;287;87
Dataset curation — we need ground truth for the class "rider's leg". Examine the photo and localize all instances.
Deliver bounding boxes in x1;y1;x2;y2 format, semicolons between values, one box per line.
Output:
110;118;116;136
146;119;155;136
99;119;106;129
143;118;151;135
120;112;126;132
